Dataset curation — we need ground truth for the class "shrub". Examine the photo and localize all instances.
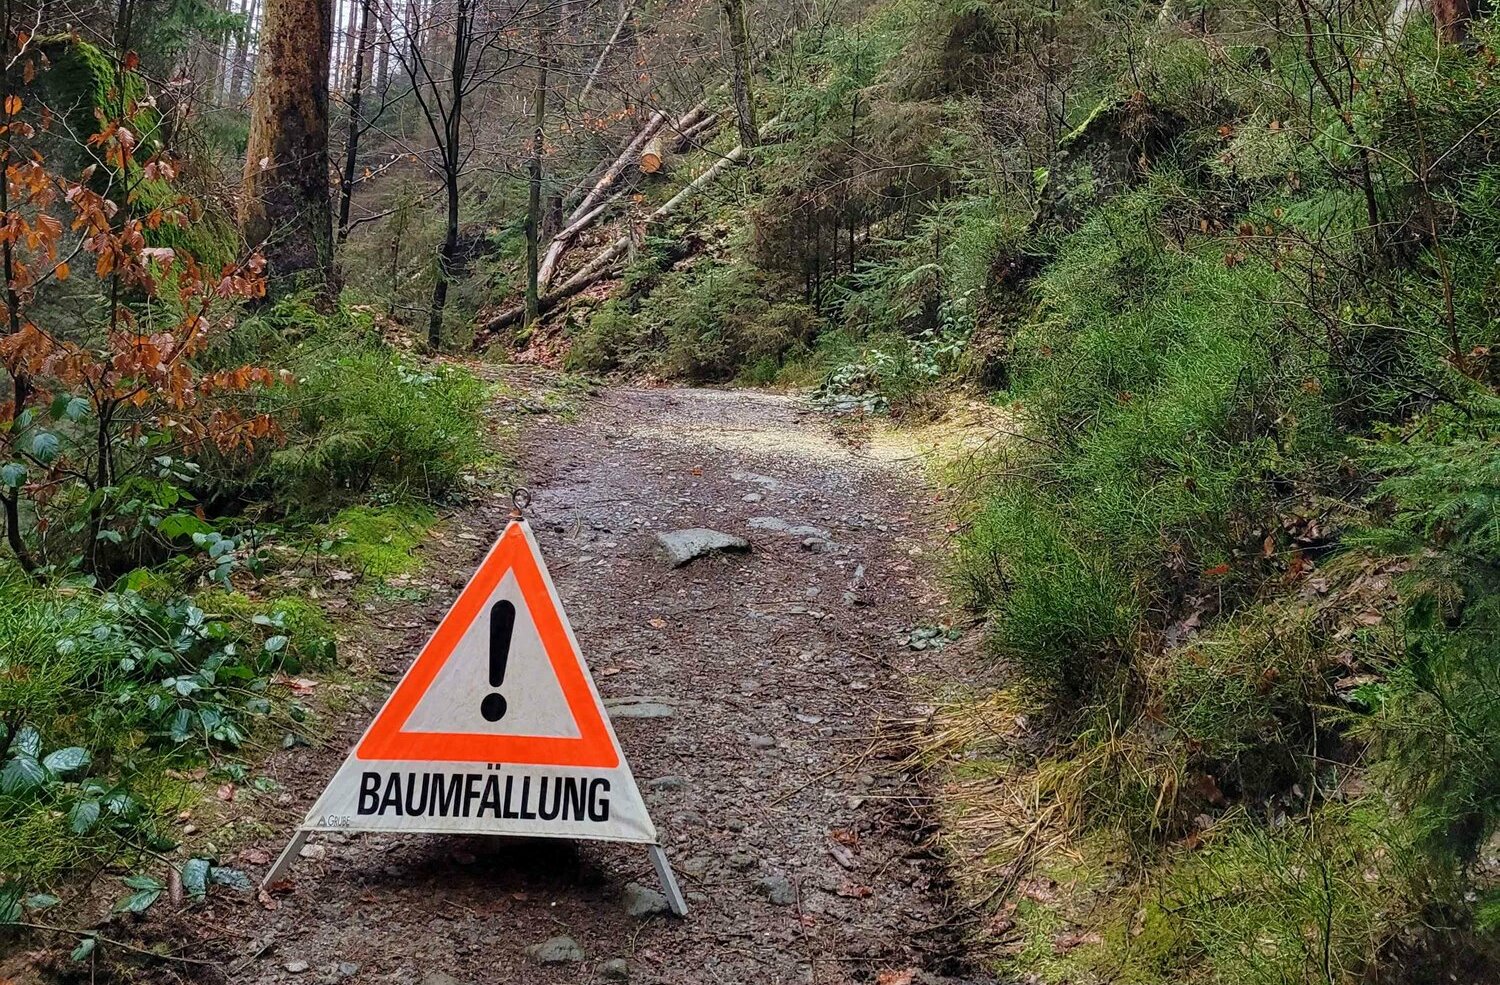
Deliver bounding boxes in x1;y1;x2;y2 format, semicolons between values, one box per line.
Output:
0;577;326;905
956;484;1138;704
567;299;651;373
265;345;488;508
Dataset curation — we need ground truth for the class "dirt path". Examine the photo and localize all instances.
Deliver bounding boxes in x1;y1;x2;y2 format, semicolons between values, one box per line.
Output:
212;379;984;985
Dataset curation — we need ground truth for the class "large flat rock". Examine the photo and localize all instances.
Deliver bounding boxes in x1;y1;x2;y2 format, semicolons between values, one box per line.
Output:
655;528;751;567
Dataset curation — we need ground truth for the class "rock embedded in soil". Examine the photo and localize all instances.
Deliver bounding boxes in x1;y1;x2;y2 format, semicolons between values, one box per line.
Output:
755;871;798;906
747;515;834;541
622;881;671;917
655;528;751;567
526;936;585;965
604;696;676;719
599;957;630;981
420;974;467;985
284;959;309;974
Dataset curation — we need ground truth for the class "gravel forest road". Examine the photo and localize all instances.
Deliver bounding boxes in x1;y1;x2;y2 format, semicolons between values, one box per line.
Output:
209;380;988;985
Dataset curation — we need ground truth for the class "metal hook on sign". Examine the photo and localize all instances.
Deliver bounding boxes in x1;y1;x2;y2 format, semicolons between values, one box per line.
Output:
510;487;533;520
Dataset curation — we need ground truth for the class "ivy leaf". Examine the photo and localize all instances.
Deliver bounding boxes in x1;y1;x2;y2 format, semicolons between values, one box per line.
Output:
70;937;97;961
0;462;24;488
69;798;101;835
0;755;47;794
122;874;162;892
22;892;60;911
42;746;90;776
263;635;288;654
180;858;210;901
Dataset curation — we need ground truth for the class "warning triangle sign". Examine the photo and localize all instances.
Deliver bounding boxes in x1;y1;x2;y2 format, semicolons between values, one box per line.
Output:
289;520;657;846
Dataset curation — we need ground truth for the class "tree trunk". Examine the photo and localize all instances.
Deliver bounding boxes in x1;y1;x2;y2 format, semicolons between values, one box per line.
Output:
525;5;553;327
337;0;374;242
230;0;260;101
722;0;757;149
241;0;336;296
577;0;634;105
1432;0;1471;41
427;0;469;349
374;0;392;93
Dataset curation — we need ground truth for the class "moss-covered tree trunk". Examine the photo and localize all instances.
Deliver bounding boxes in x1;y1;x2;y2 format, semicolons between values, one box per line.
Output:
240;0;335;296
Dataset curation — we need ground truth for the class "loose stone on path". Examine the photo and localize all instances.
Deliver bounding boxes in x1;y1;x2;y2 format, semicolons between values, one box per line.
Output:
526;936;585;965
655;528;751;567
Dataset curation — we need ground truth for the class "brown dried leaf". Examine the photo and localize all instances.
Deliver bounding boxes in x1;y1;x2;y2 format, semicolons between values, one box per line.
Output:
876;971;915;985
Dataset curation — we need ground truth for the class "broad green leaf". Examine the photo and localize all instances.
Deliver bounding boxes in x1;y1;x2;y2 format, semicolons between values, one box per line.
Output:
70;937;97;961
28;430;60;464
122;874;163;892
13;725;41;758
263;635;288;654
180;858;210;900
22;892;60;911
0;891;21;925
0;462;24;487
50;394;88;421
69;798;101;834
0;755;47;794
157;513;213;539
113;888;161;914
42;746;90;776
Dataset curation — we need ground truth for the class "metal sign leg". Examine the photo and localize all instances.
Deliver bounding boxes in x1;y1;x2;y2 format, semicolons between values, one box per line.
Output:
649;844;688;917
262;829;309;889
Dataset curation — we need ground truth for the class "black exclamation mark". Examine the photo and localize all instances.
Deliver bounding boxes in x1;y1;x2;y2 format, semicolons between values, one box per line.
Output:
481;599;515;722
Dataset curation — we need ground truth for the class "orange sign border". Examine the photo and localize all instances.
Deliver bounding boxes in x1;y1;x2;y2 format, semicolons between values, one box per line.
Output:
356;522;621;768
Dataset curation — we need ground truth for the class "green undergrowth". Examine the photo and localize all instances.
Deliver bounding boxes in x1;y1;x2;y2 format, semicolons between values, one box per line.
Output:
0;576;335;918
1;289;494;939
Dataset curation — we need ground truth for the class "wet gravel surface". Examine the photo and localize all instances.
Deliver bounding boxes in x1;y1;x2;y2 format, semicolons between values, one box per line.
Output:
202;383;989;985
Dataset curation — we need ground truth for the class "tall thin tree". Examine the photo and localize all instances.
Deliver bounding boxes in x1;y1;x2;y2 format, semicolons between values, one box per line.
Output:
337;0;375;242
525;1;553;326
721;0;756;149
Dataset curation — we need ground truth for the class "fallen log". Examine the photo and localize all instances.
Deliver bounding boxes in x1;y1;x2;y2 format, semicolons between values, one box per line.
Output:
538;111;667;288
640;134;667;173
540;98;713;288
672;113;720;151
476;117;780;342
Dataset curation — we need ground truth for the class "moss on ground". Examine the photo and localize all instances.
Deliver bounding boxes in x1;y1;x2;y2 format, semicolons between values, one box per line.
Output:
321;503;435;579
